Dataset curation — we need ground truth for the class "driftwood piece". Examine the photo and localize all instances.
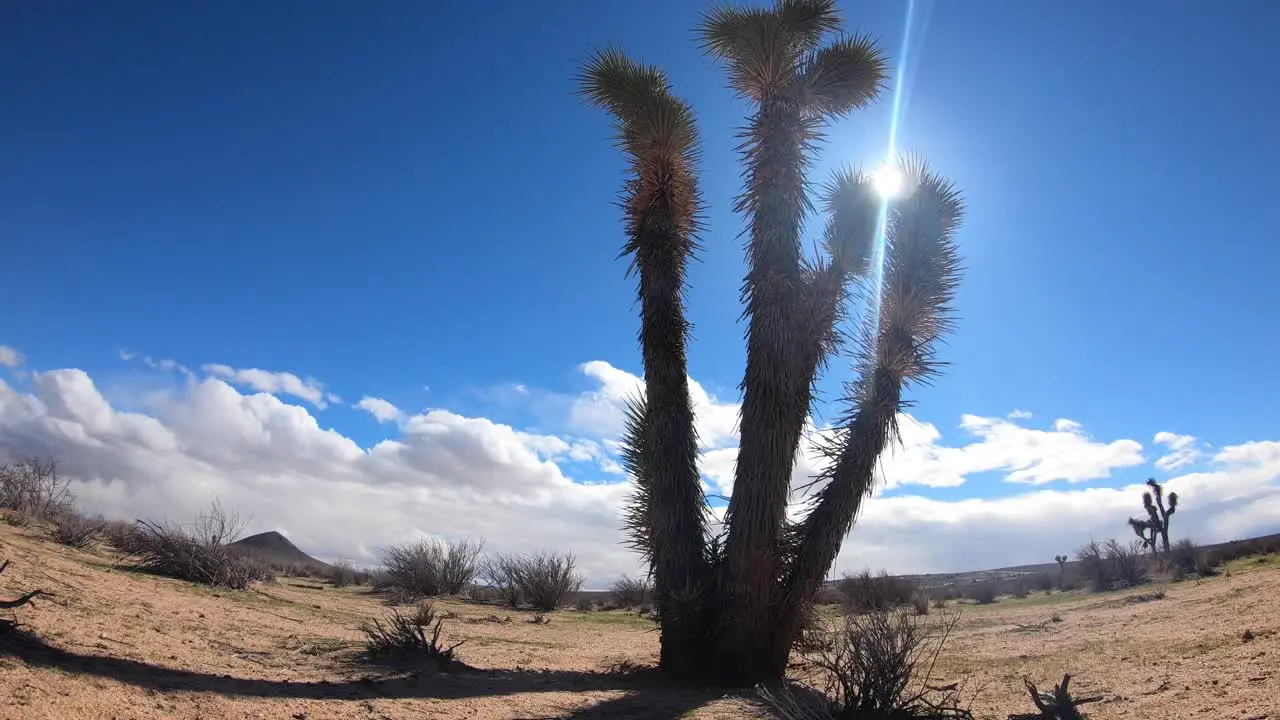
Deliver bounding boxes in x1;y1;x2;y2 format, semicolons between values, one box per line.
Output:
1007;674;1103;720
0;559;45;609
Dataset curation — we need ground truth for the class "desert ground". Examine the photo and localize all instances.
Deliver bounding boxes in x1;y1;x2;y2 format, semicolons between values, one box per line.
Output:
1;522;1276;720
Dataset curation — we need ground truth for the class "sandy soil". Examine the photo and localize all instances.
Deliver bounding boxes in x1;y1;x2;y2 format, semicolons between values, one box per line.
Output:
1;522;1276;719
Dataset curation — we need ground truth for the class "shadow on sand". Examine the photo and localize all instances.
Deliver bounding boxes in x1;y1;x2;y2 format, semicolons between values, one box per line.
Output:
1;622;743;719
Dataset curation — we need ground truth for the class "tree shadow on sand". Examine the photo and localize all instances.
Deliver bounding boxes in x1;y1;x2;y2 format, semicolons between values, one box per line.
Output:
0;622;741;719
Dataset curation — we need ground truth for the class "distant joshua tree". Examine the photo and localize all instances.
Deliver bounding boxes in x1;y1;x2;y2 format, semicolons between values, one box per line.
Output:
1054;554;1068;578
1127;478;1178;555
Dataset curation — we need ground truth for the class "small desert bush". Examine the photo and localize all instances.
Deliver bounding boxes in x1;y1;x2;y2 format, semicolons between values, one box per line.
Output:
1076;539;1148;592
793;602;831;654
359;601;465;667
1029;572;1055;592
838;570;919;614
48;510;105;548
575;597;596;611
0;457;74;524
762;609;972;719
481;554;525;607
910;594;931;615
131;502;273;589
381;537;484;598
1169;538;1218;578
102;519;147;555
966;581;997;605
516;551;584;611
610;574;652;608
484;551;584;611
327;561;357;588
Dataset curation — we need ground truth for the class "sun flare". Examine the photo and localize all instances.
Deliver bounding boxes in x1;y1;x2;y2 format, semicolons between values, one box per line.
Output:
871;164;904;199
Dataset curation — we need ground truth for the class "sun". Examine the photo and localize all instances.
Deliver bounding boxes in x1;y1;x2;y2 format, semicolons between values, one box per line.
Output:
871;164;904;199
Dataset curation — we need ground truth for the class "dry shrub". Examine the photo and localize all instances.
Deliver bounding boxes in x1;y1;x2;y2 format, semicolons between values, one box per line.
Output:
1169;538;1217;578
763;609;973;719
484;551;584;611
610;574;652;607
382;538;484;598
359;601;465;668
48;510;105;548
1028;573;1054;592
0;457;74;524
793;602;831;654
1076;539;1148;592
102;519;148;556
966;581;997;605
838;569;919;614
910;594;931;615
326;561;357;588
131;501;273;589
517;551;584;611
481;554;524;607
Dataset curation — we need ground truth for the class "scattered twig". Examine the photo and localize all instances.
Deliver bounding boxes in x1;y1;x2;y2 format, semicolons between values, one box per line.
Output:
0;558;45;609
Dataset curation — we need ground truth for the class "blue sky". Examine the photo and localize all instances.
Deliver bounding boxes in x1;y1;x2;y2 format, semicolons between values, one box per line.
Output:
2;0;1278;578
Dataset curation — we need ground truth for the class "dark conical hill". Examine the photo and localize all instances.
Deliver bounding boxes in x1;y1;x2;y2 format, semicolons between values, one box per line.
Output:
229;530;333;572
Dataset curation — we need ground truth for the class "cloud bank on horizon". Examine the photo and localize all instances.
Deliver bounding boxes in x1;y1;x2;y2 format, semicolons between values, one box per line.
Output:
0;343;1277;586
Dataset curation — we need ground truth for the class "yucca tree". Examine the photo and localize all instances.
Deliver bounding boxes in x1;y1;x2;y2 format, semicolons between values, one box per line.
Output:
582;0;966;685
579;49;712;677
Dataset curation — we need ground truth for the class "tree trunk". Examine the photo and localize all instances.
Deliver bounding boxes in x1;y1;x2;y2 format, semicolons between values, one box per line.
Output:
720;98;815;684
630;161;710;677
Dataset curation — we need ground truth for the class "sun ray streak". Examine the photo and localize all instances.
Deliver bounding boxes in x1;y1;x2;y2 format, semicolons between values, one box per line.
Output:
870;0;922;325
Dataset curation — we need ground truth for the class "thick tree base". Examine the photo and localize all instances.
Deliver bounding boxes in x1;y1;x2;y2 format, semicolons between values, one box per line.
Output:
658;632;791;688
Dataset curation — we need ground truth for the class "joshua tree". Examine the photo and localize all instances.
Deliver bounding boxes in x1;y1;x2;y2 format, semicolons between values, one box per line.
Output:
1054;554;1068;580
1127;478;1177;555
581;0;964;685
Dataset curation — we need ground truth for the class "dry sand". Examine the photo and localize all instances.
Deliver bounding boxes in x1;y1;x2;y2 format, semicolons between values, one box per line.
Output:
1;522;1276;719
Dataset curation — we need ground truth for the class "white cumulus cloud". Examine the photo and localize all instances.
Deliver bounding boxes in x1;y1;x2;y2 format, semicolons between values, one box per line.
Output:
0;346;23;368
201;363;330;408
356;396;404;423
1153;431;1203;472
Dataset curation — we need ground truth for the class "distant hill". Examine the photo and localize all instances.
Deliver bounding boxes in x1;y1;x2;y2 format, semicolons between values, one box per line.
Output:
228;531;333;573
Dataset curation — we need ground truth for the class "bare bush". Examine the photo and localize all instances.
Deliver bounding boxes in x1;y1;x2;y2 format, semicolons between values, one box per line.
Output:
359;601;465;668
1169;538;1217;579
763;609;972;719
610;574;652;608
484;551;584;611
0;457;73;523
966;581;998;605
102;519;147;556
910;594;931;615
482;554;525;608
1028;573;1054;592
838;570;920;614
516;551;584;611
327;561;357;588
131;501;273;589
48;510;105;548
382;538;484;598
1076;539;1148;592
